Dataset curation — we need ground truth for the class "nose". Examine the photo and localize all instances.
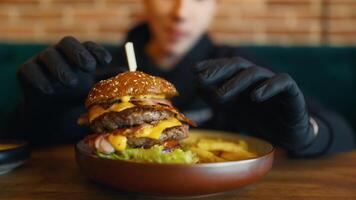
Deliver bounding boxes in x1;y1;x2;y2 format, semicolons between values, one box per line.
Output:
172;0;190;22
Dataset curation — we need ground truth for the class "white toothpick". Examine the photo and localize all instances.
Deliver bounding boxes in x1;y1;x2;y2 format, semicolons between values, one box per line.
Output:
125;42;138;72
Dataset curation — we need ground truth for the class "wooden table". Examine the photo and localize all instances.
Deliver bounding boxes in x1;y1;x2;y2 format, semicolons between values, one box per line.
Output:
0;145;355;200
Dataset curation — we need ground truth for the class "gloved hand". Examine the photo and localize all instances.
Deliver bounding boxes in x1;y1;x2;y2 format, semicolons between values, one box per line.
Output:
193;57;316;151
18;36;112;103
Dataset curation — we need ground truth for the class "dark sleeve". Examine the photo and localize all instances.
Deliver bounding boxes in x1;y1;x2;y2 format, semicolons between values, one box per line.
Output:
290;99;355;157
2;92;89;145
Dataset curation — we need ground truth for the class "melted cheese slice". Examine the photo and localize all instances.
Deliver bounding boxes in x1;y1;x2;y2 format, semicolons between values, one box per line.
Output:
108;134;127;151
107;118;182;151
88;95;166;122
136;118;182;139
88;101;135;122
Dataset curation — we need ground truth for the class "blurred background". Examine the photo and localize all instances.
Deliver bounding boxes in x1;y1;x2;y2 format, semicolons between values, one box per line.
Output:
0;0;354;45
0;0;355;130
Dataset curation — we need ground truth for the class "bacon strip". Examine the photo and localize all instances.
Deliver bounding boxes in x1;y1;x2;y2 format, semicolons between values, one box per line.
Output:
176;112;197;127
131;98;173;108
77;113;89;125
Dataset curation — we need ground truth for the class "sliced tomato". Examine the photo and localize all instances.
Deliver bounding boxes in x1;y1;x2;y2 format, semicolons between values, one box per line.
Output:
163;140;180;150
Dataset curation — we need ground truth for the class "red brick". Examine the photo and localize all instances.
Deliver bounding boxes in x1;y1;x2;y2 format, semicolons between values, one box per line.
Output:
0;25;35;34
19;10;63;21
44;24;90;35
329;35;356;45
105;0;140;5
0;0;354;45
70;8;128;22
95;32;125;43
0;0;40;6
267;0;313;6
0;10;12;21
50;0;95;6
0;25;40;42
326;0;356;5
98;23;129;33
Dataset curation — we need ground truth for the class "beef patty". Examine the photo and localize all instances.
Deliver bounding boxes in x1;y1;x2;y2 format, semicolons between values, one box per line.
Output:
127;124;189;148
90;106;174;133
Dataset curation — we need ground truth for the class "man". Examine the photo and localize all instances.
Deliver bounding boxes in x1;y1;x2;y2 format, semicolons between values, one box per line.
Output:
11;0;355;156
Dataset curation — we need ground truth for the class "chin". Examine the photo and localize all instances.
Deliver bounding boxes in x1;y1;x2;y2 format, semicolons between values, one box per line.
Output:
163;42;193;57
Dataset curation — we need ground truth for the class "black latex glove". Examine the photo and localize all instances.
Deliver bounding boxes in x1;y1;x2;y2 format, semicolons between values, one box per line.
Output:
17;36;112;104
193;57;316;151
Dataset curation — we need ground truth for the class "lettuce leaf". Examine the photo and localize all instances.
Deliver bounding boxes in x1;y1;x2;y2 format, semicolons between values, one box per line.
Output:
96;145;197;164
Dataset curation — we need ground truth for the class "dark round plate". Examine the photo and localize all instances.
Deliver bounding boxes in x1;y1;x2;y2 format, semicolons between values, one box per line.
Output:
75;129;274;197
0;140;30;175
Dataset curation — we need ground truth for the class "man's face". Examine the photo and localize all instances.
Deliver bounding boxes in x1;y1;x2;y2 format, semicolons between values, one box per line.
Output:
144;0;217;56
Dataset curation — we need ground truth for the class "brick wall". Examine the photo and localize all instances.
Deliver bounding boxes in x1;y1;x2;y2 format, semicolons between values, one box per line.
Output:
0;0;354;45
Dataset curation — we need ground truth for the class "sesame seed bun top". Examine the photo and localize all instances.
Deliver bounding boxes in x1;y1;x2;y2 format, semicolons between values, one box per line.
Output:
85;71;178;108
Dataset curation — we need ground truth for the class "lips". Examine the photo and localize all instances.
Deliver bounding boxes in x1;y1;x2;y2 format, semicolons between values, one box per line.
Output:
166;27;190;42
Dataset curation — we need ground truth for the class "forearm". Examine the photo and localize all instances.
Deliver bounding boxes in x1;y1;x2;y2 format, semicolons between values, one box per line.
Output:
4;96;88;145
290;109;355;157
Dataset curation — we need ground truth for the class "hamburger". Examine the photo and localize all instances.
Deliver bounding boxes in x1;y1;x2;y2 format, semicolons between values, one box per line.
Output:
78;71;197;164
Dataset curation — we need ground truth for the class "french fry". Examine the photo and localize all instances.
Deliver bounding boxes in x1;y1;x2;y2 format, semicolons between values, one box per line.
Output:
197;138;248;153
183;136;257;163
190;147;227;163
220;151;257;161
237;140;248;150
182;134;199;146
